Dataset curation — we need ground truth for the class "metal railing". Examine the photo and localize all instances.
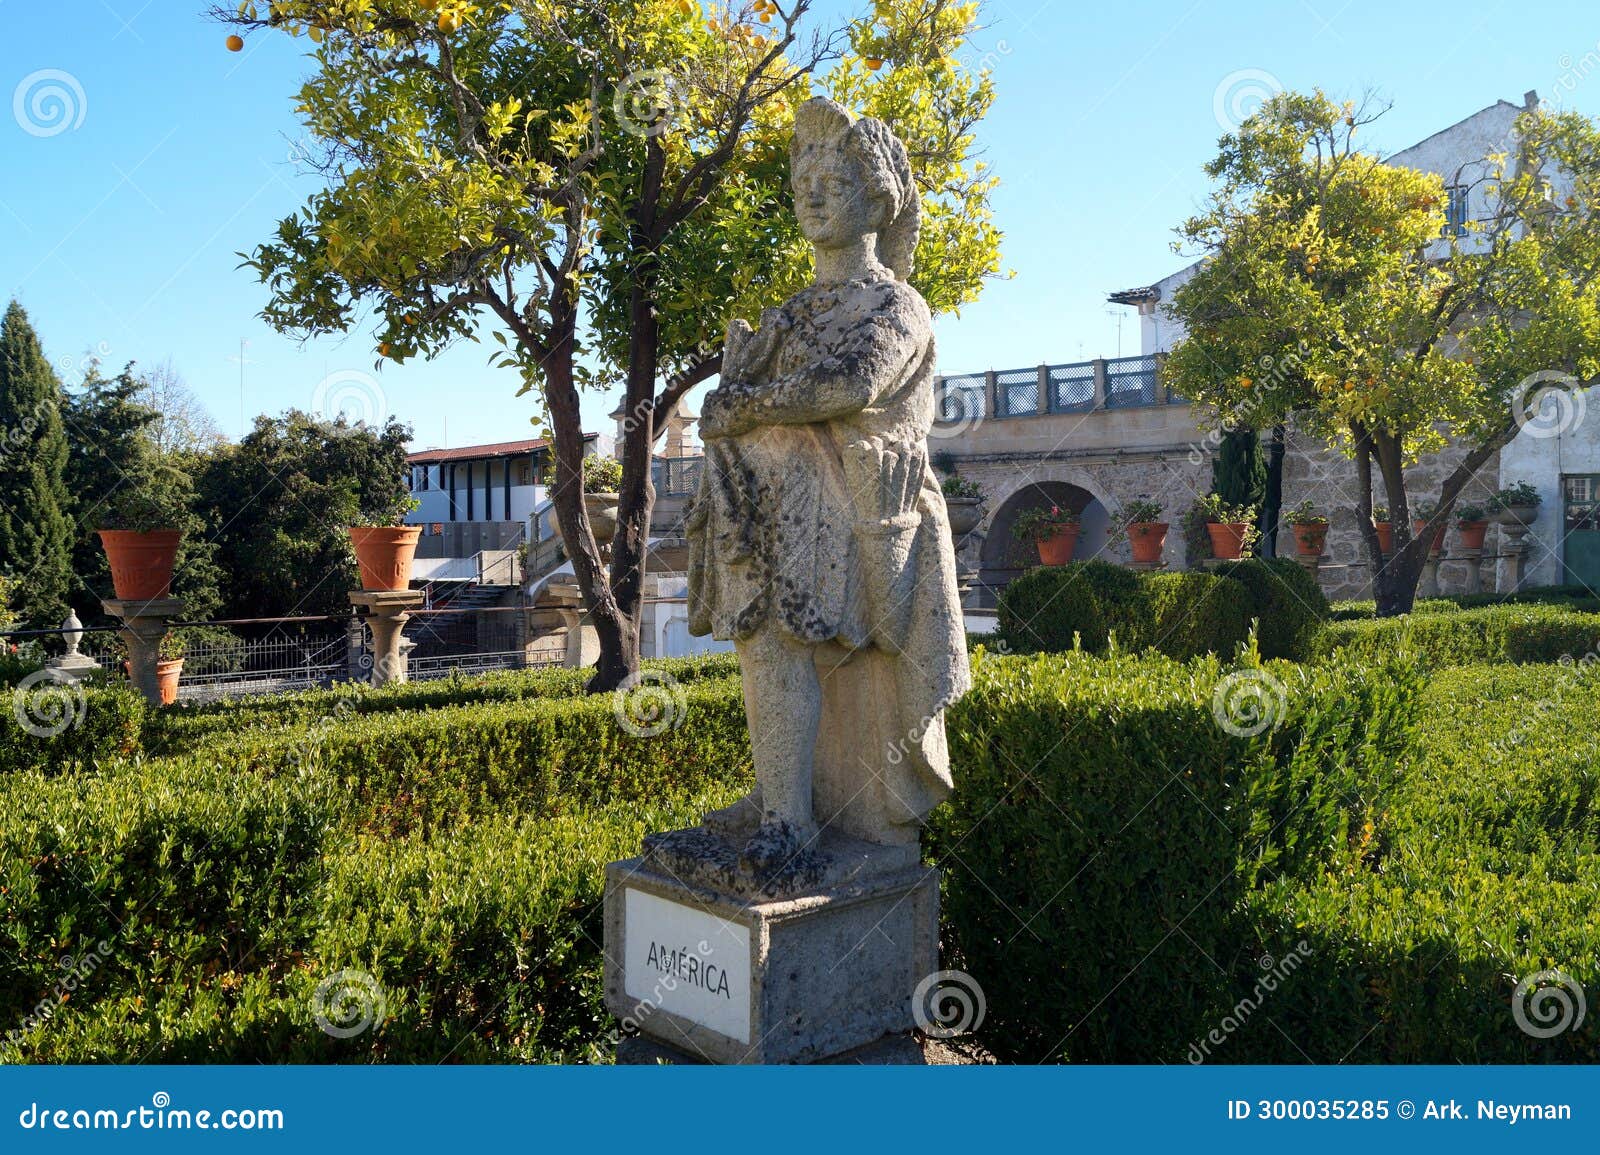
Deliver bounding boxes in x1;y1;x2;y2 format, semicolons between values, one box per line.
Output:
653;456;704;496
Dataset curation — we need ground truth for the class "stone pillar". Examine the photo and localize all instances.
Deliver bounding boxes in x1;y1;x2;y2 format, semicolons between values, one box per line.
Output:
345;616;367;682
983;369;998;422
1035;364;1050;416
349;590;423;687
1460;548;1484;595
1092;358;1108;409
1153;352;1169;404
101;598;184;707
1293;553;1321;581
1420;555;1442;599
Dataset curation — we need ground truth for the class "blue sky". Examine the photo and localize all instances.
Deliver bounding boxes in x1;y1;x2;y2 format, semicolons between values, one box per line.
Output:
4;1;1597;450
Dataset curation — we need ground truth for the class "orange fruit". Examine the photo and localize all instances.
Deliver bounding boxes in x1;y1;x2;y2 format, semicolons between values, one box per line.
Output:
865;57;884;70
225;33;244;51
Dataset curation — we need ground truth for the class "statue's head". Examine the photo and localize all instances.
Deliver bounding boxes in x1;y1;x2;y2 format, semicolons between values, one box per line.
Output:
791;97;920;280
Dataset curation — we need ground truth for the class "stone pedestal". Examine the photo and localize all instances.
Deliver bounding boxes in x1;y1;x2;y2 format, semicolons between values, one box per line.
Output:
1126;560;1167;573
1459;548;1485;595
544;579;600;669
604;824;938;1065
349;590;423;686
42;612;100;685
1419;553;1442;599
101;598;184;707
1498;527;1531;593
1292;553;1322;578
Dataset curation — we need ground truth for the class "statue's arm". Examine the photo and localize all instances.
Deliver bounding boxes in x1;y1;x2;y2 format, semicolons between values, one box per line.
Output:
706;311;924;437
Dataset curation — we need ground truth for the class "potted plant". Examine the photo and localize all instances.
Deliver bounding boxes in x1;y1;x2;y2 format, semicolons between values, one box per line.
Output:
1012;505;1081;566
582;455;624;545
1284;500;1329;557
941;474;986;536
348;497;422;591
1455;502;1490;550
96;467;191;601
1488;481;1542;528
1412;499;1447;554
1108;496;1167;564
1371;504;1393;554
1199;494;1258;560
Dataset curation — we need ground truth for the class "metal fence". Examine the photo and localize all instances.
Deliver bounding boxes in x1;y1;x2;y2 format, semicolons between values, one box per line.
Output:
936;354;1184;423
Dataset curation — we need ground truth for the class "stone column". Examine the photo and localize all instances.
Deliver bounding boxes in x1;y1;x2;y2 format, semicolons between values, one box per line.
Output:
1092;358;1108;409
1460;548;1484;595
345;615;367;682
1293;553;1321;581
101;598;184;707
983;369;998;422
349;590;423;687
1035;364;1050;417
1420;554;1442;599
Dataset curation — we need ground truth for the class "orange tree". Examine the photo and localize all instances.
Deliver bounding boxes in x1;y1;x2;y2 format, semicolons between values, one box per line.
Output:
1165;91;1600;615
219;0;1000;688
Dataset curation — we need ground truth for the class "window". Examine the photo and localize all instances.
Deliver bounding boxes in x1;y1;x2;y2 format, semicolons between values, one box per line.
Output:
1444;185;1469;238
518;462;534;486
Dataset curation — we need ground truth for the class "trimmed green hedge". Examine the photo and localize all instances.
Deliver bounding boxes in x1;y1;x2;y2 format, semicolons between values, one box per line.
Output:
1209;558;1330;659
929;649;1421;1062
0;682;143;775
1312;604;1600;666
143;653;741;758
996;561;1290;660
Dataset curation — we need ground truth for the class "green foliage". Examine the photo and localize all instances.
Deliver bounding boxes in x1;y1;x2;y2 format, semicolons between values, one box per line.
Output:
1282;499;1326;526
1211;558;1330;660
0;682;144;774
194;411;411;618
1312;603;1600;665
997;562;1284;660
1140;572;1253;660
930;649;1422;1062
580;455;623;495
1008;504;1080;542
0;301;74;627
940;474;983;500
996;560;1145;654
1489;481;1542;510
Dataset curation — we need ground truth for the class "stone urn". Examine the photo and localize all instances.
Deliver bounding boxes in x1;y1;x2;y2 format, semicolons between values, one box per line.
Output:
584;492;620;544
945;496;984;538
1495;503;1540;530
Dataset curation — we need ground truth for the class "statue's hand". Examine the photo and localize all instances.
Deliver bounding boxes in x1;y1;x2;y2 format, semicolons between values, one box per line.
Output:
700;384;755;439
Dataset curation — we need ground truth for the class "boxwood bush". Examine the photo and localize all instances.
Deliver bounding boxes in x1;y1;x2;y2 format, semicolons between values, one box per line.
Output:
0;681;144;775
929;648;1421;1062
1312;603;1600;666
1209;558;1330;659
997;562;1266;660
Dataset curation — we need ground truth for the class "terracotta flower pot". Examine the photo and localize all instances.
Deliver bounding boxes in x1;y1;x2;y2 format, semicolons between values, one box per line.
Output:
1291;522;1328;557
155;658;183;707
1205;522;1250;561
348;525;422;591
97;529;182;601
1373;522;1393;554
945;496;985;537
1126;522;1169;564
1036;524;1080;566
1456;520;1489;551
1412;519;1447;554
584;492;621;545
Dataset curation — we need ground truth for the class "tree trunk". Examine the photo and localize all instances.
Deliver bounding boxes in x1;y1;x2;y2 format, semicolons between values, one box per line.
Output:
537;297;634;689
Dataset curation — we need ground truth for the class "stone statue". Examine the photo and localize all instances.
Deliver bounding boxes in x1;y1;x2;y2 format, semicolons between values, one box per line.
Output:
686;96;971;875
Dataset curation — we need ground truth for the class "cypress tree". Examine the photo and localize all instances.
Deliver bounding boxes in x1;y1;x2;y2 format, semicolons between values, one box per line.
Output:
0;301;74;627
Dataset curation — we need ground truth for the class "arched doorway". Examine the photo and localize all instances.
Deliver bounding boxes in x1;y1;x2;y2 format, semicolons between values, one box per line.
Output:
979;481;1108;605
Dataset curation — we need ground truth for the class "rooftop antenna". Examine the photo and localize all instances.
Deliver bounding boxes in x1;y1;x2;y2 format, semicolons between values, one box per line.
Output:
1103;307;1126;359
224;338;259;439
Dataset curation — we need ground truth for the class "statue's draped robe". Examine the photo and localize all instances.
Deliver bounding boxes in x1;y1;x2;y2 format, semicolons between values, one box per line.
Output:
687;272;971;843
